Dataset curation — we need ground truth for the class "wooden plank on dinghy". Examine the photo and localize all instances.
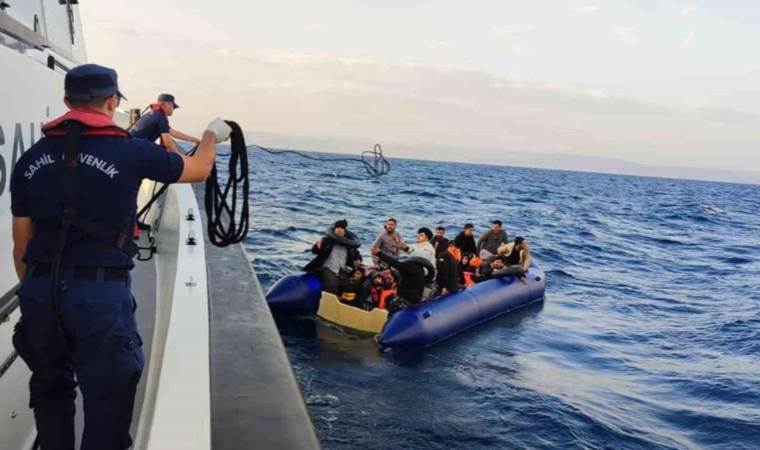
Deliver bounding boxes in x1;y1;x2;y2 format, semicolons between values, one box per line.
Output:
317;292;389;334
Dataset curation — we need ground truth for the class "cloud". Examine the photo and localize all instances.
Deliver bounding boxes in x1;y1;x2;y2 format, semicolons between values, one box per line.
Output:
491;25;535;35
426;40;450;49
178;50;758;166
510;45;527;56
681;31;694;48
304;23;327;32
680;6;696;17
614;27;639;46
577;5;598;14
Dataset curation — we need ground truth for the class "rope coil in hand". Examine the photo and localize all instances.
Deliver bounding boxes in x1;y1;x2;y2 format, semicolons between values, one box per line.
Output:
204;121;250;247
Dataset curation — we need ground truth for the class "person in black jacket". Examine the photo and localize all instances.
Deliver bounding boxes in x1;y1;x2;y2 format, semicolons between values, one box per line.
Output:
435;243;460;295
304;220;361;294
431;226;448;252
453;223;477;254
370;247;433;311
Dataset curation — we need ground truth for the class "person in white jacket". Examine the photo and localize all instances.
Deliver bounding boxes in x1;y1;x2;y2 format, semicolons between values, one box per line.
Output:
402;227;437;270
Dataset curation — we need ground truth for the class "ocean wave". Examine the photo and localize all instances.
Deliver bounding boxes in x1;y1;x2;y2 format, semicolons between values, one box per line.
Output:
238;155;760;449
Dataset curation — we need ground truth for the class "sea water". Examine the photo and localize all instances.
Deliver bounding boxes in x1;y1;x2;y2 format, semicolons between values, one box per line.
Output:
230;149;759;449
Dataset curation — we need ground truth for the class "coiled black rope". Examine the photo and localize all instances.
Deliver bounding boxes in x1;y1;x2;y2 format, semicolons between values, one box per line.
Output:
248;143;390;177
136;122;386;250
204;121;250;247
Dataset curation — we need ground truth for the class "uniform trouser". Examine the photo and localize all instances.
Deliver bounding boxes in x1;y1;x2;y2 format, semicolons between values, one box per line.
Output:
13;268;144;450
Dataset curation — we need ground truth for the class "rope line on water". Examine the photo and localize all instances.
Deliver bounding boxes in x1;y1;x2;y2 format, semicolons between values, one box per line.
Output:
248;143;390;177
136;124;386;251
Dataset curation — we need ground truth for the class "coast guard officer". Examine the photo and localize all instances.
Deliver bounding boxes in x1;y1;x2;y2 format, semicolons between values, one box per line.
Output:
129;93;199;152
10;64;231;450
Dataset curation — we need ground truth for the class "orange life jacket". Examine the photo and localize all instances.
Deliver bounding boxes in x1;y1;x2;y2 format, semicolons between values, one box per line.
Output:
39;108;138;257
378;289;396;310
42;108;130;137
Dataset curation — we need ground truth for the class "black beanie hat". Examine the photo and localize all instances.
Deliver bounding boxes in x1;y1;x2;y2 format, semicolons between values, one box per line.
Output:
334;219;348;230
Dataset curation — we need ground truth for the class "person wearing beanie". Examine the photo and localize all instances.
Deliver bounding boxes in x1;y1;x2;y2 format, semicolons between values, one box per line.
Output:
303;219;362;294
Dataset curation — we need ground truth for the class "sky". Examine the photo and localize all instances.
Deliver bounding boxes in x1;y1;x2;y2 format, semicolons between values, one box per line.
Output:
80;0;759;173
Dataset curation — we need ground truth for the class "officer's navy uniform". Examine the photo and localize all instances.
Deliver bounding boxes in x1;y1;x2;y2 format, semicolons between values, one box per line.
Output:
129;94;178;142
10;65;184;450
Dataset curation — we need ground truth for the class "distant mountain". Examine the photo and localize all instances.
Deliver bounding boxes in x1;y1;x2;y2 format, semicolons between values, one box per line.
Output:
245;131;760;185
482;152;760;185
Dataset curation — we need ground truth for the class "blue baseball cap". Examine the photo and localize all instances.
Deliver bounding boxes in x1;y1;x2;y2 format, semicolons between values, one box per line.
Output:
65;64;126;102
157;93;179;108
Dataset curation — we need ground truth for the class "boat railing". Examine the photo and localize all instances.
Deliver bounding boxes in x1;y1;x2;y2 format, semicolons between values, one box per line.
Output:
133;179;212;449
0;285;20;379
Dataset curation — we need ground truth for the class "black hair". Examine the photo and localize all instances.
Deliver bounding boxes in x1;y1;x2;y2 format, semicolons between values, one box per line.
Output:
418;227;433;241
492;220;502;226
66;95;112;108
464;223;474;229
334;219;348;230
435;226;445;231
514;236;525;245
387;218;397;223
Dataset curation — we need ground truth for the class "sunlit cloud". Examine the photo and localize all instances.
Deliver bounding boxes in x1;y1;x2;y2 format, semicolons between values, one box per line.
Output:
426;40;450;49
79;0;760;174
491;24;535;35
614;27;639;46
510;45;527;56
304;23;327;32
681;31;695;48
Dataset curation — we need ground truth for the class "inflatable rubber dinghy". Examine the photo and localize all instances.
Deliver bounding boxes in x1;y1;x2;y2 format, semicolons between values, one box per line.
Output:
266;265;546;348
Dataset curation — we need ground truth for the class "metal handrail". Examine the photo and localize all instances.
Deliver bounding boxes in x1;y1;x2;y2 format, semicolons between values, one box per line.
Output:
0;8;75;62
0;286;20;381
0;284;20;324
0;9;47;49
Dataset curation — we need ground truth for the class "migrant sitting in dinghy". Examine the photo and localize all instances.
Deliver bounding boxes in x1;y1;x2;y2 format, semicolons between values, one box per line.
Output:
266;224;546;348
370;246;436;312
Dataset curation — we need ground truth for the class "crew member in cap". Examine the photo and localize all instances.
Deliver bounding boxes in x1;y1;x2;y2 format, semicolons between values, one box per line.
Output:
10;63;231;450
129;93;200;152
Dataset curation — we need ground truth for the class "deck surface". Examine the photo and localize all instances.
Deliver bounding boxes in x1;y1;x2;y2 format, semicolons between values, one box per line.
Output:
72;242;158;447
194;184;320;450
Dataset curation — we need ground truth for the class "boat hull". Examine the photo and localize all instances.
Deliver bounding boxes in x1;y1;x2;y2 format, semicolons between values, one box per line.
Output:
266;267;546;348
265;273;322;315
378;266;545;348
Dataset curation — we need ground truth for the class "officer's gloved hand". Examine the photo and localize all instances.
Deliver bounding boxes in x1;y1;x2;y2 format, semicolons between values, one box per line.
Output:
205;118;232;143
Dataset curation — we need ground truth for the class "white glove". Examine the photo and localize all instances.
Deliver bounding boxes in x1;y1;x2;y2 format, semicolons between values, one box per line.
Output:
205;118;232;143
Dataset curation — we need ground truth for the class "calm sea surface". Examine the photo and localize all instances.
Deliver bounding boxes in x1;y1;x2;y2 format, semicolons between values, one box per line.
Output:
230;149;760;449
